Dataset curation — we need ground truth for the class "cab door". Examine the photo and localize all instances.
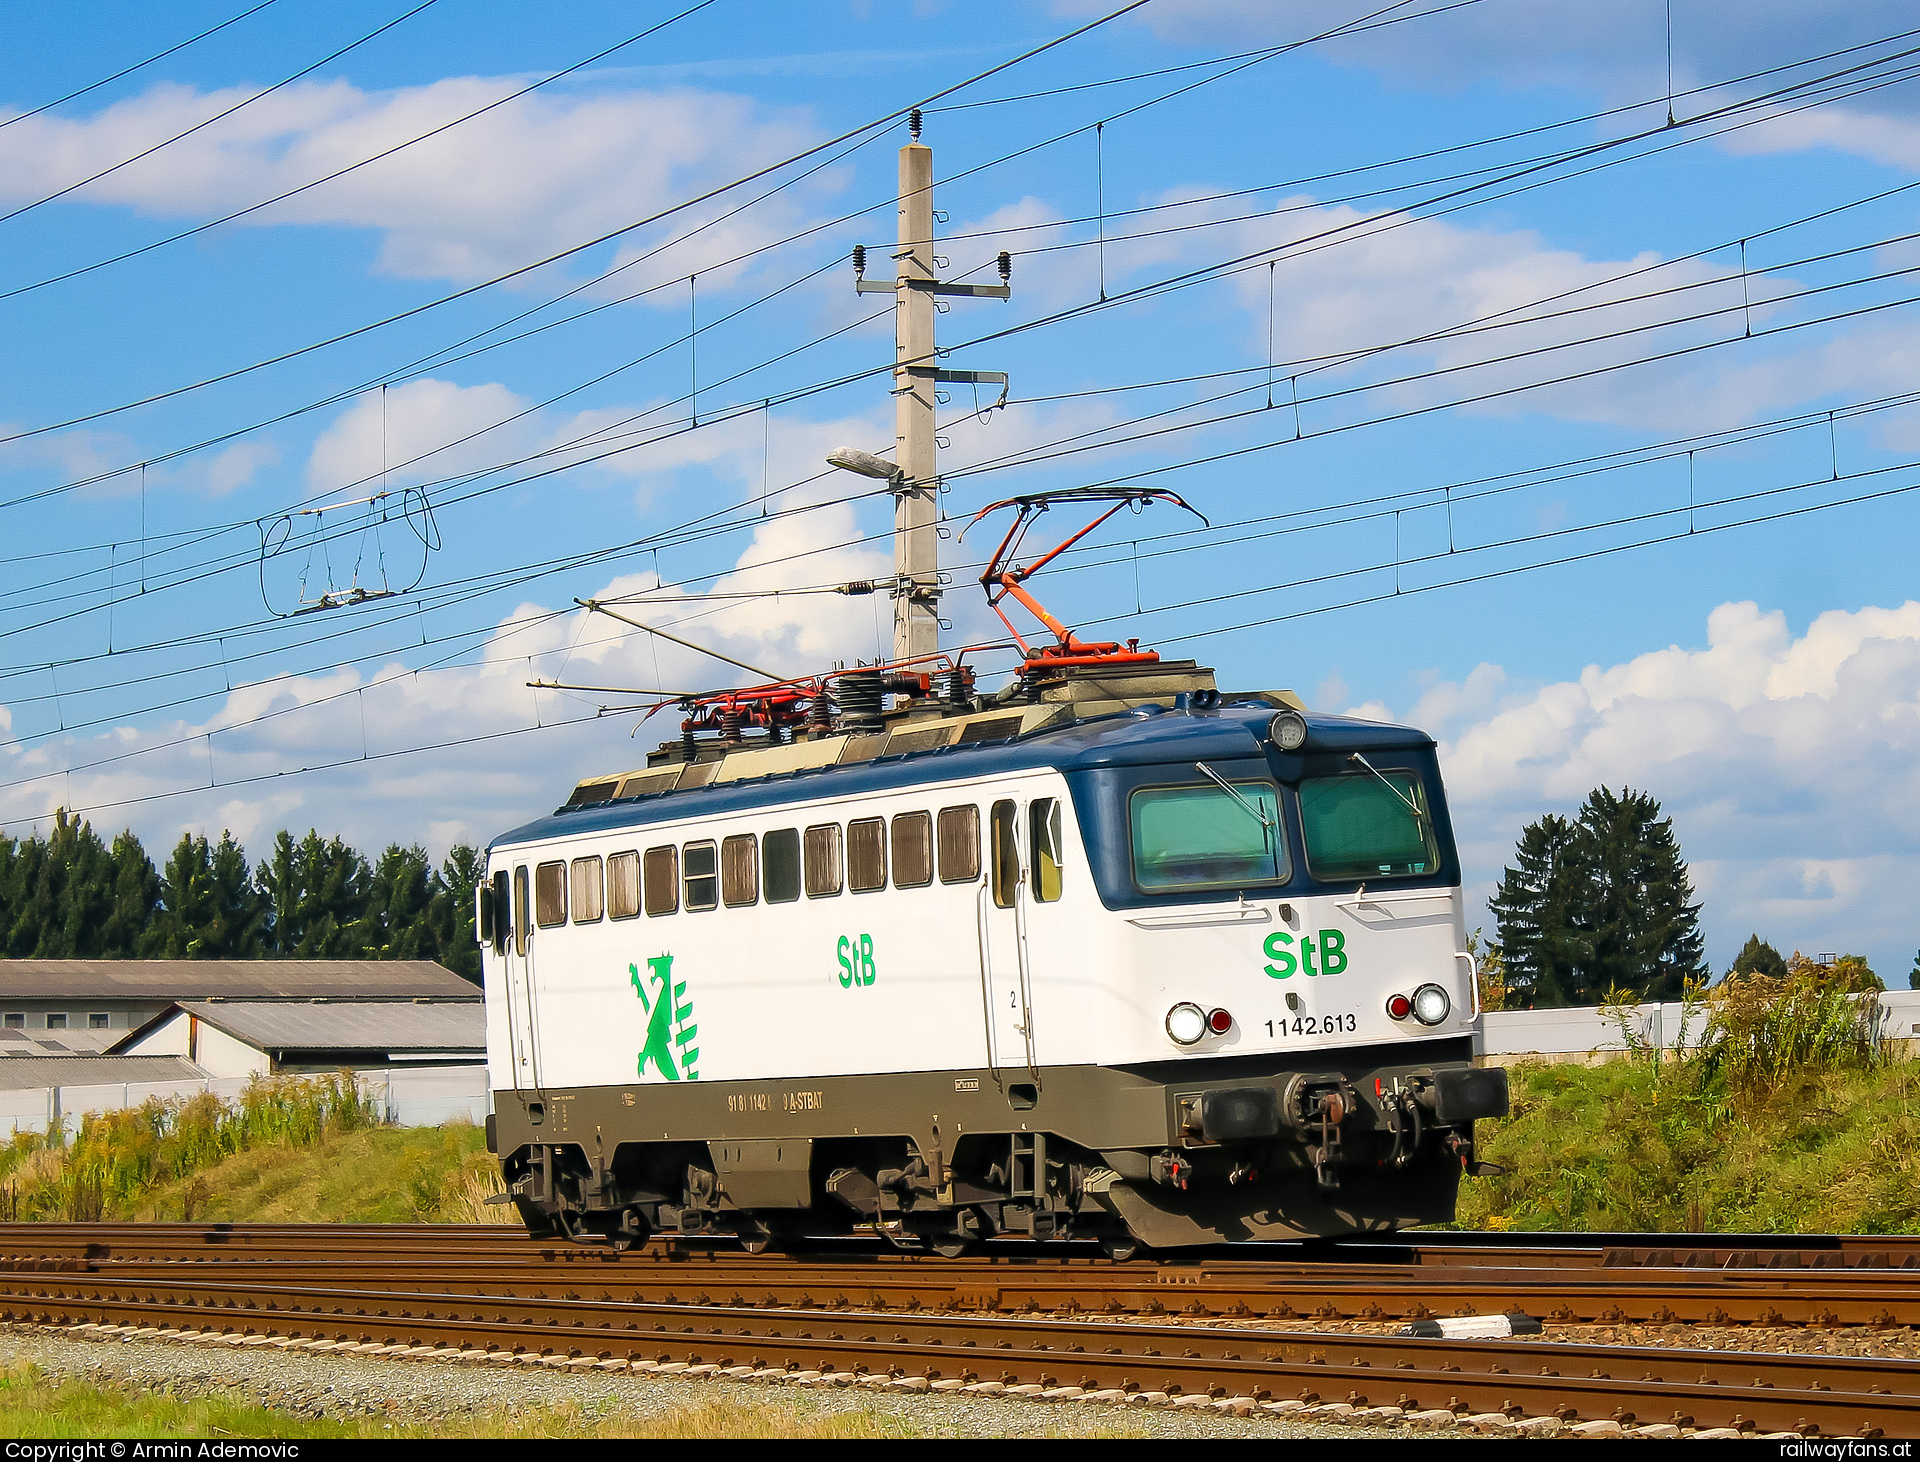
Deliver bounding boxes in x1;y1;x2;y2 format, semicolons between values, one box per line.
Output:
979;798;1042;1091
503;863;544;1095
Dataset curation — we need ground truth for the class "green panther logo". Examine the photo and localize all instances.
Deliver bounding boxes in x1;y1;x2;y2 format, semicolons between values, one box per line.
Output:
631;955;699;1082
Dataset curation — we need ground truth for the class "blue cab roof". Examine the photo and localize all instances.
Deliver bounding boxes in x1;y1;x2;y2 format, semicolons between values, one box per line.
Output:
490;701;1435;852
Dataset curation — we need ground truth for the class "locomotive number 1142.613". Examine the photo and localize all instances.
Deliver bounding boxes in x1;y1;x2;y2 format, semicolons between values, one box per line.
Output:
1266;1012;1358;1037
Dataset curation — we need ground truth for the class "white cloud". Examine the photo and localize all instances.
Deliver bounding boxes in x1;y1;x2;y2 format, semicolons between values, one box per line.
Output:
1399;599;1920;974
0;77;829;285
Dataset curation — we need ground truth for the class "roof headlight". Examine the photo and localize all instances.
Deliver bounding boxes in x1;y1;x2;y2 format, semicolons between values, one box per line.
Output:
1165;1002;1208;1045
1268;709;1308;752
1410;983;1452;1026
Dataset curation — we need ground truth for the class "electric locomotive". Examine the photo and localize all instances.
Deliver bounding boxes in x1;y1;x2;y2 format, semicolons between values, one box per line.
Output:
476;493;1507;1255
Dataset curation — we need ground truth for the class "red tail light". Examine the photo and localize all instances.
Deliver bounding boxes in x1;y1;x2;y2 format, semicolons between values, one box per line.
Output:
1208;1008;1233;1034
1386;993;1412;1020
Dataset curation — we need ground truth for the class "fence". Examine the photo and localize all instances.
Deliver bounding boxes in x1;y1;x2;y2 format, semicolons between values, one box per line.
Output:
0;1065;490;1138
1476;990;1920;1064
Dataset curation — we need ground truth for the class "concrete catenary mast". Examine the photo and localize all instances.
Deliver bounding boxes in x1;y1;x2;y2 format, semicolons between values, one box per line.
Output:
835;111;1010;666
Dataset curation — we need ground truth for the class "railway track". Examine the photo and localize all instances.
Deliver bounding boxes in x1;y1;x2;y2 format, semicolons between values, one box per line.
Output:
2;1224;1917;1436
6;1224;1920;1328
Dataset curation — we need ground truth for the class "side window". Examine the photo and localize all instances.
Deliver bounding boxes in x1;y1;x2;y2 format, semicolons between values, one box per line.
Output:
764;828;801;904
848;817;886;893
643;845;679;916
684;840;718;912
891;811;933;888
989;800;1019;909
804;823;843;898
490;869;510;953
1030;797;1064;903
535;861;567;927
937;805;979;884
607;851;641;919
722;834;759;907
513;866;530;955
570;856;603;923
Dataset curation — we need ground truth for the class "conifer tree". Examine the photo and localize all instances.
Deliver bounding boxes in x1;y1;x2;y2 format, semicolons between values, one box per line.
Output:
1579;786;1706;1001
1491;787;1706;1006
100;831;162;957
429;845;484;983
362;845;435;959
154;831;265;958
1729;934;1787;980
1488;812;1586;1007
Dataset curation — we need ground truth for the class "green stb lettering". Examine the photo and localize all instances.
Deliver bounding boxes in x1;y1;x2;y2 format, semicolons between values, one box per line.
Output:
858;933;877;986
1319;927;1348;976
836;936;854;988
1262;930;1297;980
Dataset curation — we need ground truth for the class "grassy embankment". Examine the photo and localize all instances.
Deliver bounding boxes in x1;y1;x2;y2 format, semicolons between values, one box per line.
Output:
0;1364;922;1438
1459;964;1920;1232
0;1076;510;1224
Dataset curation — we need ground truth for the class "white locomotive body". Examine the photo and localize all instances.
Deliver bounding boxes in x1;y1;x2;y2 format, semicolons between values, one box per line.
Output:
481;686;1507;1253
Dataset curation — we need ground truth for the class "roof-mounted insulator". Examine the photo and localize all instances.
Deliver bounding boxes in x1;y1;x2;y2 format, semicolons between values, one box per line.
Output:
909;108;923;142
852;243;866;279
836;580;876;596
998;251;1012;284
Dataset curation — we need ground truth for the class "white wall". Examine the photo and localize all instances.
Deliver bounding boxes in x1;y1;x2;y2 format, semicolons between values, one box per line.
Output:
1476;989;1920;1061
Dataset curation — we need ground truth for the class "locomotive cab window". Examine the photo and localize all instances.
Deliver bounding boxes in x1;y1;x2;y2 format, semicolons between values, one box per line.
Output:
1299;767;1440;880
1030;797;1064;903
1129;780;1288;893
848;817;886;893
764;828;801;904
721;834;758;907
570;856;603;924
892;811;933;888
512;867;530;954
989;800;1020;909
535;861;567;927
937;805;979;884
643;846;678;916
804;823;843;897
684;840;718;911
493;870;511;953
607;851;640;919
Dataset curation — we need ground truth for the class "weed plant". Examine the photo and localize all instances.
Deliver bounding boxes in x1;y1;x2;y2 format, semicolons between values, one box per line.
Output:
0;1075;372;1221
1461;958;1917;1233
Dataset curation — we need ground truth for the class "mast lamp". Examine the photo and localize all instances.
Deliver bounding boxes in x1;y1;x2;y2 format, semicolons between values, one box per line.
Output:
826;447;907;484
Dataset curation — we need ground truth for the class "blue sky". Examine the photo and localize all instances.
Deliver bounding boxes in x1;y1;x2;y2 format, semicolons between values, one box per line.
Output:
3;0;1920;980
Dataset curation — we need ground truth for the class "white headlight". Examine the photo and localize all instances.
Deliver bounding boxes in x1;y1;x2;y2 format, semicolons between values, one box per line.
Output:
1165;1002;1208;1045
1268;709;1308;752
1410;983;1452;1026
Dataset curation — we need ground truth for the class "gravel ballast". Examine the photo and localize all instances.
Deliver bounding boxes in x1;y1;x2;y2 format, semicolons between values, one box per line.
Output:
0;1326;1385;1440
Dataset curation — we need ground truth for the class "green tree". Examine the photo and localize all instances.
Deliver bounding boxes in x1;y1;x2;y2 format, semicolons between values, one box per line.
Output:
1491;787;1706;1006
99;830;162;957
153;831;265;958
1729;934;1787;980
427;844;483;983
1487;812;1587;1007
361;844;435;959
1579;787;1705;1002
1910;948;1920;992
256;829;371;958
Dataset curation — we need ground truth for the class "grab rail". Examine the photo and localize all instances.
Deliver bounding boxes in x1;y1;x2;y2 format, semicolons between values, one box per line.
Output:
974;882;1000;1085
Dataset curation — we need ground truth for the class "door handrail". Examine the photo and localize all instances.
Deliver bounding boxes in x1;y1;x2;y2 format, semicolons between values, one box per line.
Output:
1011;876;1041;1088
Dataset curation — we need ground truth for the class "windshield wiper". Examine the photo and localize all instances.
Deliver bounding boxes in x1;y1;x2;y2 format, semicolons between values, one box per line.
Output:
1348;752;1424;819
1194;761;1276;834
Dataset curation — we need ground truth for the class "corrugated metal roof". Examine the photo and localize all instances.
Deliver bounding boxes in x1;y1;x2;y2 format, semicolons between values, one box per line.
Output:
171;999;484;1054
0;1055;206;1091
0;1028;119;1057
0;960;477;1000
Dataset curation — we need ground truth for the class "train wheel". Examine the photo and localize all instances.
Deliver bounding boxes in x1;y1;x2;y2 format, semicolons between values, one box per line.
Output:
1100;1233;1145;1262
